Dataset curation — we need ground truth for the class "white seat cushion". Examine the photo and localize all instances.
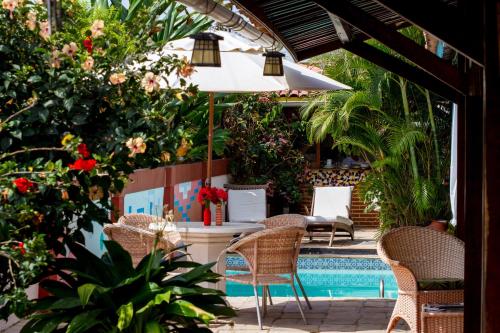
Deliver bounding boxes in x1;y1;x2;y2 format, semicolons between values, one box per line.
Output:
305;215;353;226
227;189;266;222
312;186;353;218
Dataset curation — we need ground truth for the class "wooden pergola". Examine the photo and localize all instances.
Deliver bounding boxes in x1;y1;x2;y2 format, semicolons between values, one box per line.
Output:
231;0;500;332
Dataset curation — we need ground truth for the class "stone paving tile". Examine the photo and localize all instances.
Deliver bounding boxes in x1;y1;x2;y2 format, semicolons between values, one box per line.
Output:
214;297;411;333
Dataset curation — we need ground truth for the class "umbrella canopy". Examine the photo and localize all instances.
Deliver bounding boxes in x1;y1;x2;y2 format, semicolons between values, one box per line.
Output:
151;31;350;187
159;31;351;92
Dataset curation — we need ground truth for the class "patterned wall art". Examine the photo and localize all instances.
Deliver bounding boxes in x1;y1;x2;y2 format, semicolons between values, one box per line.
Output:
174;180;203;222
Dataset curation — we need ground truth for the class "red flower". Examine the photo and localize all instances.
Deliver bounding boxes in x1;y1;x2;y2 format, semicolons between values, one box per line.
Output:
14;242;26;255
77;143;90;158
216;188;228;202
69;158;96;172
13;177;34;194
83;36;93;54
197;187;214;205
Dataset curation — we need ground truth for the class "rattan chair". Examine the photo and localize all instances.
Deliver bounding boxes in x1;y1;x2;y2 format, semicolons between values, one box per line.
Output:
118;213;166;230
219;226;307;329
103;223;183;266
257;214;311;310
377;227;464;333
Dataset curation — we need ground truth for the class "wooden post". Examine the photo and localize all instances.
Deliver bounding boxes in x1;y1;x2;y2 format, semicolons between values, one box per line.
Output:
482;2;500;332
206;92;214;187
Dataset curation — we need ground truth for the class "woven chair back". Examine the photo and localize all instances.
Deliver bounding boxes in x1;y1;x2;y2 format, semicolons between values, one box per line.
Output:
259;214;306;229
118;213;165;229
232;226;304;275
379;226;464;280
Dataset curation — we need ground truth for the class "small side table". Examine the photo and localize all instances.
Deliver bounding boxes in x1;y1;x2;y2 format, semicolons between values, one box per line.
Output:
421;304;464;333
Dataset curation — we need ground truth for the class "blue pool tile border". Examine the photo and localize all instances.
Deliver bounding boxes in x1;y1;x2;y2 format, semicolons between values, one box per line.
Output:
226;256;391;271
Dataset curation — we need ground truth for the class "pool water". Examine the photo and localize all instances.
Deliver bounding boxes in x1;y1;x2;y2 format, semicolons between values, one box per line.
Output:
225;257;398;299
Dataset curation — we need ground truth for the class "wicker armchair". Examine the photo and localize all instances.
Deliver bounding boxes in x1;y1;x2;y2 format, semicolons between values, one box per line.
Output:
377;227;464;333
219;226;307;329
118;213;166;230
103;223;183;267
257;214;311;310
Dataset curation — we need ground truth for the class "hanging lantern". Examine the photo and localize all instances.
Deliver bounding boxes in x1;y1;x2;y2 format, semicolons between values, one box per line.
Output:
189;32;223;67
263;51;285;76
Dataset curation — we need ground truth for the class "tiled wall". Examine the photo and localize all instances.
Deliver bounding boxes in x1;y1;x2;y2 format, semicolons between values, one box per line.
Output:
300;168;379;227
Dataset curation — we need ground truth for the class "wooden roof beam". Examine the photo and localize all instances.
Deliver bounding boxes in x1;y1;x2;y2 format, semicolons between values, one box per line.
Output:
371;0;483;66
343;41;459;102
312;0;465;95
328;13;352;43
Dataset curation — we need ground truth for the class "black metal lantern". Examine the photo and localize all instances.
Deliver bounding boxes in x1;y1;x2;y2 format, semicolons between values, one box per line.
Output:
189;32;223;67
263;51;285;76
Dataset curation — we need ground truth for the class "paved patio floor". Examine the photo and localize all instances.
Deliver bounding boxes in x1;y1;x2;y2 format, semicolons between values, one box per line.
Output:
210;297;410;333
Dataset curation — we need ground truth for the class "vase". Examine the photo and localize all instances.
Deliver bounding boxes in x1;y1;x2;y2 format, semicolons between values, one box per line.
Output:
203;207;211;226
216;203;223;226
428;219;448;232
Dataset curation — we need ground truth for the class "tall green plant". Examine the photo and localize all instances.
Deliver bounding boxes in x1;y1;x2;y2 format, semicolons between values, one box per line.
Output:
303;45;452;233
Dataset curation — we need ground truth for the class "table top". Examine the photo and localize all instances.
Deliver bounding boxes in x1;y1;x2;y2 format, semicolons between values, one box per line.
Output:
149;222;264;234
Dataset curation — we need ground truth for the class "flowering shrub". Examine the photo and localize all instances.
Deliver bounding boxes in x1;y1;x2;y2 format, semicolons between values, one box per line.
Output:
224;95;306;206
0;0;198;318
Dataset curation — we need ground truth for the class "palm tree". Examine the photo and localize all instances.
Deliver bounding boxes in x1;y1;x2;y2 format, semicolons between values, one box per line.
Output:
302;42;452;234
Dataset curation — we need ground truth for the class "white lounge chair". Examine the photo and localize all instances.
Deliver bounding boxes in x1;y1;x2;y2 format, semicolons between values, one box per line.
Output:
224;184;268;223
305;186;355;247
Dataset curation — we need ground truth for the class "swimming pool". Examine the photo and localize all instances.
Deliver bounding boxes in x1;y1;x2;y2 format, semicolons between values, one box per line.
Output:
225;257;398;298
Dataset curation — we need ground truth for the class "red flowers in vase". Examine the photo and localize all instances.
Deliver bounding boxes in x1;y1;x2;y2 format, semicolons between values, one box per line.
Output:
197;187;228;226
197;187;228;207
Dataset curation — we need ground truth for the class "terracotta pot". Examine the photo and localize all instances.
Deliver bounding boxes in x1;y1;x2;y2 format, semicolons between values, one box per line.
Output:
216;203;223;226
203;207;211;226
428;219;448;232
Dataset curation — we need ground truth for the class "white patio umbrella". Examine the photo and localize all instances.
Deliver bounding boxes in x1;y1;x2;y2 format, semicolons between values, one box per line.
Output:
154;31;351;185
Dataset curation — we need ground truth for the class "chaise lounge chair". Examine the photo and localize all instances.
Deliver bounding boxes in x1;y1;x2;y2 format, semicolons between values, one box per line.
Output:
305;186;355;247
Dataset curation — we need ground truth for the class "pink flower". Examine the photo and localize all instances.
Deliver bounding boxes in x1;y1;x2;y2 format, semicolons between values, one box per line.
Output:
62;42;78;58
141;72;160;93
81;56;94;71
109;72;126;85
90;20;104;38
50;50;61;68
2;0;18;19
39;21;50;40
126;137;146;157
25;11;36;30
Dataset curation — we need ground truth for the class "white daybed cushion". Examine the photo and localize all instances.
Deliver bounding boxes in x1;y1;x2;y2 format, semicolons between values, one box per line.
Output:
227;188;266;223
305;215;353;226
312;186;353;218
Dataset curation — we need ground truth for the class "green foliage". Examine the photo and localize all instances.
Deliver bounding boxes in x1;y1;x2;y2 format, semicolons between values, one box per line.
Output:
93;0;212;44
0;0;209;318
304;46;452;233
224;95;306;205
21;240;235;332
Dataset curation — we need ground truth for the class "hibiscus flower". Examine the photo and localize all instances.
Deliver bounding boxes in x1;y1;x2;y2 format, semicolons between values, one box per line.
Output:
77;143;90;158
62;42;78;58
109;72;126;85
69;158;96;172
13;177;34;194
81;57;94;71
141;72;160;93
2;0;18;19
39;20;50;40
90;20;104;38
25;11;36;30
126;137;147;157
83;36;93;54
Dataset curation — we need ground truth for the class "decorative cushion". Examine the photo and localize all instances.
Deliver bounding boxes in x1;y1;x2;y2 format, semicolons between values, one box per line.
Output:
417;278;465;291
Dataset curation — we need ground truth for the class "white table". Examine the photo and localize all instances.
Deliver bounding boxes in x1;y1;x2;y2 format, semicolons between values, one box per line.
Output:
156;222;264;291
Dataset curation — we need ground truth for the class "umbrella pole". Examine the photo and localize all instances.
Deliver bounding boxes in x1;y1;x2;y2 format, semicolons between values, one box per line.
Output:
206;92;214;187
